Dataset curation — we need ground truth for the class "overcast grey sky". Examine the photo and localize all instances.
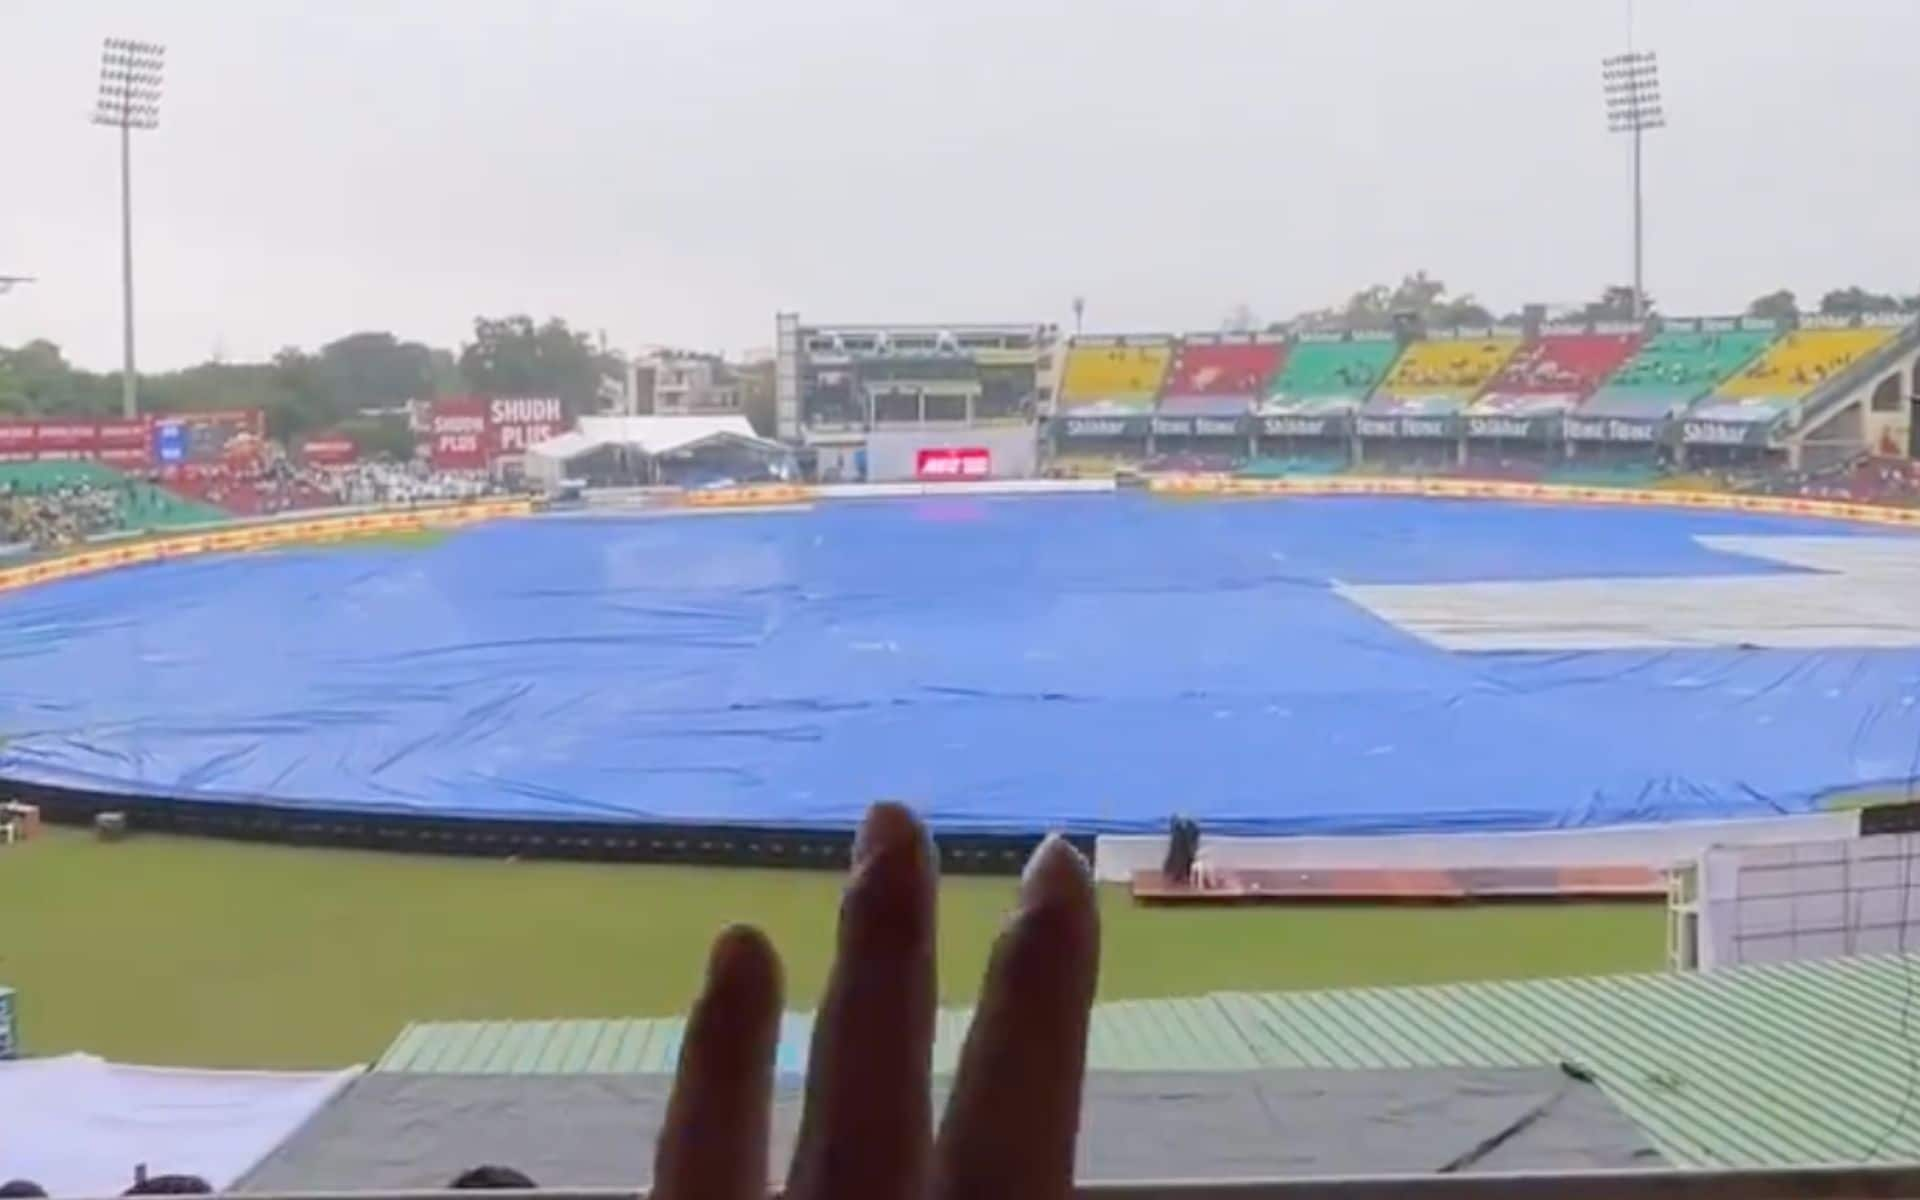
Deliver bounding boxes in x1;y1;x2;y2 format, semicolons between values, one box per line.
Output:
3;0;1915;369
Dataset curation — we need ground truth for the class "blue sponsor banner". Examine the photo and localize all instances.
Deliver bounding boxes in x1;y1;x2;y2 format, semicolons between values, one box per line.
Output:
1682;419;1777;448
1463;414;1561;441
1355;414;1460;440
1055;415;1150;440
1256;413;1351;439
1148;415;1250;439
1564;415;1670;444
153;420;188;465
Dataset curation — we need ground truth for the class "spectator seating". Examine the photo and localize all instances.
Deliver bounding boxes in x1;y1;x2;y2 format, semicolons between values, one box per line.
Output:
162;466;338;518
1745;456;1920;507
1471;332;1642;415
1240;454;1349;478
1;462;224;550
1057;341;1173;413
1580;328;1777;418
1157;340;1286;415
1713;327;1899;400
311;462;497;507
1142;450;1247;474
1047;454;1133;479
1374;336;1522;405
1261;339;1401;411
1455;450;1551;481
1545;461;1667;487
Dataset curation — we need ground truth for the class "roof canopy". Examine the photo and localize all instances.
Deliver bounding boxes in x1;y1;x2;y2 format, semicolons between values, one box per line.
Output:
530;415;777;462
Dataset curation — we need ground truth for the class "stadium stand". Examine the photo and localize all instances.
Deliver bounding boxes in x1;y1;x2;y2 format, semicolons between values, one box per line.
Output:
1543;461;1667;487
1581;326;1777;419
1;462;223;550
1471;330;1642;415
1260;337;1400;413
1690;325;1898;428
1740;455;1920;506
311;462;498;507
162;464;340;517
1712;326;1898;399
1156;337;1286;415
1057;339;1174;413
1368;334;1522;413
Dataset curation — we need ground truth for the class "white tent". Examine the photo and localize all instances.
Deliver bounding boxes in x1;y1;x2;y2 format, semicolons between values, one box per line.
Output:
574;415;760;453
525;416;786;487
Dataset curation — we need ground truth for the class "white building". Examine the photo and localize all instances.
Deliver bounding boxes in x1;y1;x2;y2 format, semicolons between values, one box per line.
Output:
646;353;741;415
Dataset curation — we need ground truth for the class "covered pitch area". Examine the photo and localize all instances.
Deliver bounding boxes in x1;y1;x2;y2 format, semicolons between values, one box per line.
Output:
2;492;1918;853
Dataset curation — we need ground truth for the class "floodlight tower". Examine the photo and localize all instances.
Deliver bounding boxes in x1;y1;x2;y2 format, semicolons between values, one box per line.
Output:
92;37;166;419
1602;50;1664;322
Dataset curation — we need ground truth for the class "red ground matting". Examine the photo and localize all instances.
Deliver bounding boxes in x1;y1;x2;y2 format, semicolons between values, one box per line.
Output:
1130;865;1665;904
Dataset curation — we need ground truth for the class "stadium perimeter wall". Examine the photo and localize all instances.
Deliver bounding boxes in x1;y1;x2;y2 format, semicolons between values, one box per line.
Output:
0;498;534;596
1089;813;1859;884
1142;473;1920;529
7;473;1914;600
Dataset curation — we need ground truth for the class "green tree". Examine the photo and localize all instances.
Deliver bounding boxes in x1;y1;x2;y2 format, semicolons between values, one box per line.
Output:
1745;289;1799;321
335;413;419;460
458;315;612;414
0;329;459;436
1579;285;1652;322
1331;273;1492;330
1339;284;1393;329
1220;302;1259;334
1388;271;1448;316
1817;286;1904;318
315;332;436;415
1431;297;1494;326
735;358;777;437
427;348;463;396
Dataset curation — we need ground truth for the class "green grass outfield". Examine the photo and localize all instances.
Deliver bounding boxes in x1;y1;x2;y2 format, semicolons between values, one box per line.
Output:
1;830;1661;1069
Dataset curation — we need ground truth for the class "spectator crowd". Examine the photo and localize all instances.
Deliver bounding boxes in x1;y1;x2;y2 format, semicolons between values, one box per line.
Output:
307;461;501;507
2;478;139;550
2;455;511;554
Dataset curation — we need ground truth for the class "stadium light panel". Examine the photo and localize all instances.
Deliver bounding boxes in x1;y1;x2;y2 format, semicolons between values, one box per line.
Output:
92;38;165;130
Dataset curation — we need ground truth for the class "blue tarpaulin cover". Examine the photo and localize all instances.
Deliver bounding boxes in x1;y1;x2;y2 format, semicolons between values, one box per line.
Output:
2;494;1917;835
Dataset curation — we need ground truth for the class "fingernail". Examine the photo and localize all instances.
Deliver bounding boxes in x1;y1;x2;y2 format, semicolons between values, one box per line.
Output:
1020;832;1090;912
852;800;925;870
846;802;934;952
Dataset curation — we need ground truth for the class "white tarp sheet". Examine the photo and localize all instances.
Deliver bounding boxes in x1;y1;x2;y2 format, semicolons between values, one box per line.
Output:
0;1054;359;1196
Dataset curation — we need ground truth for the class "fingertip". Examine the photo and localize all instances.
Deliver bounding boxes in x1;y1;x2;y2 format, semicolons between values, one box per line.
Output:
656;925;782;1200
707;923;781;998
932;834;1099;1200
1019;832;1093;915
852;800;928;869
844;802;937;955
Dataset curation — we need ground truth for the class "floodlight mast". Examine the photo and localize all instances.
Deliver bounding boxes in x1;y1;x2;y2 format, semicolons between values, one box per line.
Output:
1602;50;1665;322
92;37;166;418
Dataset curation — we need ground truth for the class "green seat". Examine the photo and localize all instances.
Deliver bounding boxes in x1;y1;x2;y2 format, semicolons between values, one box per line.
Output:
0;462;227;532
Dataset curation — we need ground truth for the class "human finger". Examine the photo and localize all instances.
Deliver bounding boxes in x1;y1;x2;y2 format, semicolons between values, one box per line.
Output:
652;924;783;1200
784;801;938;1200
932;833;1100;1200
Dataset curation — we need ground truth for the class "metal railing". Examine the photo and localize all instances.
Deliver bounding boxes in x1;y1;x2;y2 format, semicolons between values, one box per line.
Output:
143;1164;1920;1200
